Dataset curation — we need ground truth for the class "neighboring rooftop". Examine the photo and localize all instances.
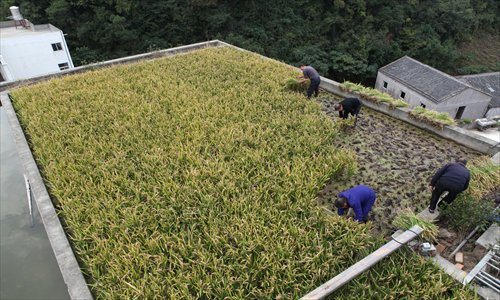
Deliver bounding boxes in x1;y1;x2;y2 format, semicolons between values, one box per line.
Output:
0;20;61;38
379;56;476;103
457;72;500;108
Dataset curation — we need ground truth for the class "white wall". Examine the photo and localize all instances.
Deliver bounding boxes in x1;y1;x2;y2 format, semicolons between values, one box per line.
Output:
439;89;491;119
375;72;437;109
0;30;73;81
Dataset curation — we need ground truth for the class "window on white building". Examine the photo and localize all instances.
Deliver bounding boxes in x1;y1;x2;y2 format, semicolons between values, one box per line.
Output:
383;81;388;88
400;91;406;99
51;43;63;51
58;62;69;70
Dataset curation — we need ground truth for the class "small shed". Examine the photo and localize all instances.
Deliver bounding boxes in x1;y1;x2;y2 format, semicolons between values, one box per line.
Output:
375;56;491;120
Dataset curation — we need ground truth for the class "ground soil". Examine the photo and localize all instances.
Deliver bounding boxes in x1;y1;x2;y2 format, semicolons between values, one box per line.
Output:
315;94;482;234
436;225;488;272
436;190;499;271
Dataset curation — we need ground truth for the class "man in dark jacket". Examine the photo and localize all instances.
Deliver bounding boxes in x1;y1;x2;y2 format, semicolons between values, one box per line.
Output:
298;65;321;98
428;159;470;213
335;185;376;223
334;97;362;126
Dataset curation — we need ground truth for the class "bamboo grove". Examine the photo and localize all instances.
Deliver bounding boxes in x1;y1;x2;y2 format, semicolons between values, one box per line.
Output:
11;47;477;299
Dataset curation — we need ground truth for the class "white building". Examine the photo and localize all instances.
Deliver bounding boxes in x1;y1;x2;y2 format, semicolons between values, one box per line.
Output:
0;18;74;82
375;56;492;120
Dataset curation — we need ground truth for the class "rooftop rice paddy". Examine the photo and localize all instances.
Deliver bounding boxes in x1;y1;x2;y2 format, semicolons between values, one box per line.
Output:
10;47;477;299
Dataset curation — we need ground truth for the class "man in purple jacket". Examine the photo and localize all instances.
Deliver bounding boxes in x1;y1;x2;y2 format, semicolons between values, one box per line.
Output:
428;159;470;213
298;64;321;98
335;185;377;223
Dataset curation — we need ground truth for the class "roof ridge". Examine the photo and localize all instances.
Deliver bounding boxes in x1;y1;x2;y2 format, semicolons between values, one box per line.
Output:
456;72;500;79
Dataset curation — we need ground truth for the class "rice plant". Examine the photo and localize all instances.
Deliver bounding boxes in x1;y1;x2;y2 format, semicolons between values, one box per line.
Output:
467;156;500;199
409;106;456;128
285;78;308;93
339;81;409;109
393;210;439;243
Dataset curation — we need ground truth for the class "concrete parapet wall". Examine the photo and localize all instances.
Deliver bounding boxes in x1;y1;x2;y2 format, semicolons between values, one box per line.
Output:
1;92;93;299
319;77;500;155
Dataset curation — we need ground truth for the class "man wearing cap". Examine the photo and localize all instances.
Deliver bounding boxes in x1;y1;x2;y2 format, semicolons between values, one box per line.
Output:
335;185;376;223
428;159;470;213
334;97;362;126
298;65;321;98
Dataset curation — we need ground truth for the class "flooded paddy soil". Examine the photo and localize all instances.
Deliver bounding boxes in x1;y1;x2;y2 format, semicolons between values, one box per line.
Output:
316;95;482;234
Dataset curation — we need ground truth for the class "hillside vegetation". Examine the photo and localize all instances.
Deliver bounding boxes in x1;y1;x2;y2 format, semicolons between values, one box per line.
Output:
457;29;500;73
1;0;498;83
11;47;477;298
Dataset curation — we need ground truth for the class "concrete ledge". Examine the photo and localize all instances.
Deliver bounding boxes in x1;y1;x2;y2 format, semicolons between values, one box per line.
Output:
475;224;499;249
0;40;223;92
1;92;93;300
431;254;468;282
319;78;500;155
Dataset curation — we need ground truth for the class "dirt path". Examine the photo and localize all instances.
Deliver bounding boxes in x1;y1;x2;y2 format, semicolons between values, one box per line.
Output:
316;95;482;234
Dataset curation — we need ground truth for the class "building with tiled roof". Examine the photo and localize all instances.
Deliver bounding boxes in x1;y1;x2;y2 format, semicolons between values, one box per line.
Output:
375;56;492;120
456;72;500;118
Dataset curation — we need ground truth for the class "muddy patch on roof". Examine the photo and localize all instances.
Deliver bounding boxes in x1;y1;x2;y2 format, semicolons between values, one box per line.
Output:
317;95;482;234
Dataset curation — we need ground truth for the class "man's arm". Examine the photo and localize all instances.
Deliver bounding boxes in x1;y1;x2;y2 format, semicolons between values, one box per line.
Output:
337;207;345;216
430;164;451;186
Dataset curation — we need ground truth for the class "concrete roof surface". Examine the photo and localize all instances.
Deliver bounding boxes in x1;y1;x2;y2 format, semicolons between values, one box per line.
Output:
457;72;500;108
379;56;473;104
469;127;500;143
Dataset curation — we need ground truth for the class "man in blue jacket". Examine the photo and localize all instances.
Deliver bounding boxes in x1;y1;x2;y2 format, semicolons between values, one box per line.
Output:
335;185;376;223
428;159;470;213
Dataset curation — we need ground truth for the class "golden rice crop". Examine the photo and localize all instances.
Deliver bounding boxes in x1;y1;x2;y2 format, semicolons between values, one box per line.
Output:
468;156;500;199
11;47;477;299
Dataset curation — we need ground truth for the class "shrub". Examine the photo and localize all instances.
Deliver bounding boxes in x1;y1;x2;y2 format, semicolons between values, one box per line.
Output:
439;194;495;236
392;210;439;243
409;106;456;128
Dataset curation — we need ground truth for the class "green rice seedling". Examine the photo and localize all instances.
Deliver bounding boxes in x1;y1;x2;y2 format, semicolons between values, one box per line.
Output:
393;99;408;108
409;106;456;128
340;81;409;109
285;78;308;93
392;209;438;243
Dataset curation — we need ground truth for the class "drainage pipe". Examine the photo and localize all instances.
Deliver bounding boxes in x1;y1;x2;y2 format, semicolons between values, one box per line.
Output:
23;174;34;227
301;225;423;300
447;225;480;260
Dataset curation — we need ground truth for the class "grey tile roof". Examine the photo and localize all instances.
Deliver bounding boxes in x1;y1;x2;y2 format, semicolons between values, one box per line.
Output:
456;72;500;108
379;56;471;103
